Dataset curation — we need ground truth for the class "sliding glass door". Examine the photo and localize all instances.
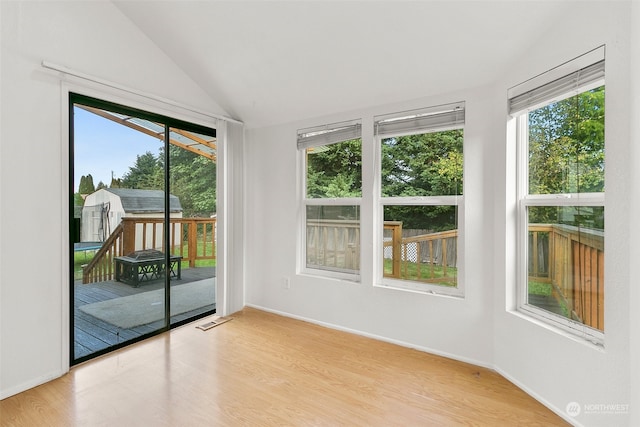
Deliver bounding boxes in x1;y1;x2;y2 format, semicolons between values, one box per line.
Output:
70;94;217;364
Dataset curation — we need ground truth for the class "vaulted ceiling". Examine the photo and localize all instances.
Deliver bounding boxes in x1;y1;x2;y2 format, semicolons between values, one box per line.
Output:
114;1;574;128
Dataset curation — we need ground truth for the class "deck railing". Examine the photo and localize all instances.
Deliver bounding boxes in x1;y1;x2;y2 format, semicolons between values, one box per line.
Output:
529;224;604;331
82;217;216;284
307;220;603;330
383;222;457;283
306;219;360;272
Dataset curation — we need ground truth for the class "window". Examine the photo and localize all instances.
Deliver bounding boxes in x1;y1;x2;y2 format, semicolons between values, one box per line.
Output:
298;120;362;279
375;102;465;296
509;47;605;343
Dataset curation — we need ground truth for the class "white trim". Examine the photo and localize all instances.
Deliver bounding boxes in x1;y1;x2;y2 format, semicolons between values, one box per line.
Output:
217;121;229;316
63;78;230;353
297;119;362;150
374;101;465;137
304;197;362;206
381;195;463;206
375;279;464;298
299;268;361;283
42;60;242;125
62;81;219;132
0;369;67;401
519;304;604;346
243;305;577;426
374;118;465;296
513;74;606;345
299;125;363;280
507;46;605;106
523;192;604;204
494;366;584;427
60;83;71;376
245;304;491;369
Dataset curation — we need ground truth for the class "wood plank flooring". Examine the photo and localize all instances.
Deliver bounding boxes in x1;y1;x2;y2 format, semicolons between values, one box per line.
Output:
1;307;568;426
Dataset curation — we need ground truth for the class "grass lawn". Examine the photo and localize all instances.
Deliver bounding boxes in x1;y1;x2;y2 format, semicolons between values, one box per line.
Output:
383;259;457;287
528;280;570;317
528;280;552;296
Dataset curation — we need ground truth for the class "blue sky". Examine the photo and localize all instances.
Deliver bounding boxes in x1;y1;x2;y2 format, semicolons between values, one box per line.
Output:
73;107;162;192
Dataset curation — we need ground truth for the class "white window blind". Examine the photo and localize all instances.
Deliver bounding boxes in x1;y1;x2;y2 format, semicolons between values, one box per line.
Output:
374;102;465;136
297;119;362;150
508;46;605;116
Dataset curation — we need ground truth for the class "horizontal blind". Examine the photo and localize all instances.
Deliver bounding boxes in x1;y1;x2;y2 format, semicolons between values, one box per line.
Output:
508;49;605;116
297;120;362;150
374;102;465;136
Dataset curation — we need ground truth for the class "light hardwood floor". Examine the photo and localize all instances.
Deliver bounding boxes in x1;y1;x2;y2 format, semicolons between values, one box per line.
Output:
1;307;568;426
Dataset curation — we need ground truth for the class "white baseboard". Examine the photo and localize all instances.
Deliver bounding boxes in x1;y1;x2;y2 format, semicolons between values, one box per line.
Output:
493;366;581;427
245;304;581;425
244;303;493;370
0;369;67;400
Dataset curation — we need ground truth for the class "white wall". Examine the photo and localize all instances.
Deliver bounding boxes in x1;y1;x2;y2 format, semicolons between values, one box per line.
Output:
245;91;495;367
629;2;640;426
245;2;635;425
494;3;632;426
0;1;227;398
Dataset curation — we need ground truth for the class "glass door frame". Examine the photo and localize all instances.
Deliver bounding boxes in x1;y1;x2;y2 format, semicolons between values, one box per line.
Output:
69;92;218;365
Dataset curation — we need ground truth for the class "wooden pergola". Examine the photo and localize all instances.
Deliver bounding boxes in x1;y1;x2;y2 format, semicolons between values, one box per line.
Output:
77;105;217;161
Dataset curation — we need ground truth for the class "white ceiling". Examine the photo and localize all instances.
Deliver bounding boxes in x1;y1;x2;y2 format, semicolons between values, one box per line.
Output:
114;1;574;128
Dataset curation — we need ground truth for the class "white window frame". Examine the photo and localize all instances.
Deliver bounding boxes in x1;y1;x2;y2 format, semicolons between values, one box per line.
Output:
374;102;465;297
510;47;605;345
298;120;362;282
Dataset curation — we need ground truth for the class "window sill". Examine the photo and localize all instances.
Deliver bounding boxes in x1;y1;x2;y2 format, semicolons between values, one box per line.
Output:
374;280;464;299
509;306;605;350
298;268;361;284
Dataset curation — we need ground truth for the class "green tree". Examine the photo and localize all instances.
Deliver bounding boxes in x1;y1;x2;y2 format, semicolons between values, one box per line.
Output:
73;192;84;207
121;151;163;189
306;139;362;198
78;174;95;194
169;145;217;217
110;177;122;188
381;130;463;198
381;130;463;230
528;86;605;227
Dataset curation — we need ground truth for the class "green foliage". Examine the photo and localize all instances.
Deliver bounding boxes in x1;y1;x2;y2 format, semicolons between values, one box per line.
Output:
169;146;217;217
382;130;463;230
73;193;84;207
110;177;122;188
381;130;463;198
116;146;217;218
121;151;163;190
306;139;362;198
78;174;95;194
528;86;605;226
528;281;552;296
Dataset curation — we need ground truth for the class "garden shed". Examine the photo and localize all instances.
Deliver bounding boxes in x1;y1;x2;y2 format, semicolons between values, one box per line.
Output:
81;188;182;244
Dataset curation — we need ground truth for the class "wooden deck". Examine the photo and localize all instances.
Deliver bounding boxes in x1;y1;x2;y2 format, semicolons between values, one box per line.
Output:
74;267;216;361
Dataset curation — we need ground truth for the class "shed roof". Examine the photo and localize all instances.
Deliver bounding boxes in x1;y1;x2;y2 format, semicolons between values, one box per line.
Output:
105;188;182;213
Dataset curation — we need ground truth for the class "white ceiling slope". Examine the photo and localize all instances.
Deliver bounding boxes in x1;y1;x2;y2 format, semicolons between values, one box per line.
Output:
114;1;573;128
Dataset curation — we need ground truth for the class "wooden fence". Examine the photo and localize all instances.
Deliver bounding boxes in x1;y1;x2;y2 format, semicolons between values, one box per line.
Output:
82;217;216;284
529;224;604;331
